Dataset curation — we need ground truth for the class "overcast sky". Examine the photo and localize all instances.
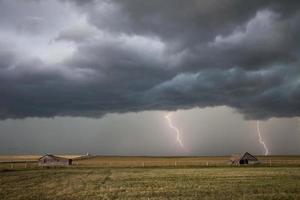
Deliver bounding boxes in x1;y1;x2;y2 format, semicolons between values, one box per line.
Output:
0;0;299;155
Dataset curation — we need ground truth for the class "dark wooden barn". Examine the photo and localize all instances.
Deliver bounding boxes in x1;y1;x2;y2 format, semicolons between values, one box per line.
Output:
38;155;72;167
230;152;259;165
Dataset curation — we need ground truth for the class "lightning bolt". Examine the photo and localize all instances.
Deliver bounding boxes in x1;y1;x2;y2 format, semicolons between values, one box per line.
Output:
165;113;185;150
256;121;269;156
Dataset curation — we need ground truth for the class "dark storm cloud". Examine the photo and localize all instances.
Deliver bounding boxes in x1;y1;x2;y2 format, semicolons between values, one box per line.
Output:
0;0;299;119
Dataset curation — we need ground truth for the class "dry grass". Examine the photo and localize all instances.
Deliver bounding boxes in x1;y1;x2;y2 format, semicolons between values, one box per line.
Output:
73;156;230;168
1;155;300;199
1;155;300;168
1;167;300;199
0;155;41;162
72;155;300;167
0;155;83;162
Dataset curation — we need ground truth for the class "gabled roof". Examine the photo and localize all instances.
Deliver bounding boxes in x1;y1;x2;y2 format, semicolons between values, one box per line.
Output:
240;152;258;161
230;152;258;162
38;154;69;161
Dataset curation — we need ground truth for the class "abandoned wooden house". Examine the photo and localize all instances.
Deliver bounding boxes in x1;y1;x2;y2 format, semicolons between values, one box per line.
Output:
230;152;259;165
38;154;72;167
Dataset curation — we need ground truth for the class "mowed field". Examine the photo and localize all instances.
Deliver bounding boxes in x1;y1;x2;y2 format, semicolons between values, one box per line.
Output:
1;156;300;200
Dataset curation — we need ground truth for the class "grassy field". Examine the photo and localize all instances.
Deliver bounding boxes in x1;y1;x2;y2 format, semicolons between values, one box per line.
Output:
1;156;300;199
2;155;300;168
0;155;81;162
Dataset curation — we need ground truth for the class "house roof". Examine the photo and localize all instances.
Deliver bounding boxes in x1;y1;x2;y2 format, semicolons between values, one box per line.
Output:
240;152;258;161
230;152;258;162
38;154;70;161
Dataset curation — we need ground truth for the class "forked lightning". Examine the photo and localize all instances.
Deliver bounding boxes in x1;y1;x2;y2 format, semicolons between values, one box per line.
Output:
256;121;269;156
165;113;185;149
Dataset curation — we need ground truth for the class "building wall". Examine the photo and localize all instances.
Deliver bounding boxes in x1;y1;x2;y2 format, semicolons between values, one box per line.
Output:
38;156;71;166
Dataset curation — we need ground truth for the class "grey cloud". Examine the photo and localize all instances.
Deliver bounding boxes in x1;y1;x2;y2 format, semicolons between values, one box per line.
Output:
55;23;100;43
145;66;300;119
84;0;299;45
0;0;299;120
0;49;16;69
16;17;45;35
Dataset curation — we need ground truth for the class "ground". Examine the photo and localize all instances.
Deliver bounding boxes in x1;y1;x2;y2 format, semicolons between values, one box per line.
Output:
1;156;300;200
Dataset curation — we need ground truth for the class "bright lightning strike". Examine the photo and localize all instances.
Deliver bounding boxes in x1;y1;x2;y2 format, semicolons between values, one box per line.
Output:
256;121;269;156
165;113;185;150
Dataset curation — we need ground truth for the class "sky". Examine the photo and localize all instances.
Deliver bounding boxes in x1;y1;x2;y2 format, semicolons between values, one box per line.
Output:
0;0;300;155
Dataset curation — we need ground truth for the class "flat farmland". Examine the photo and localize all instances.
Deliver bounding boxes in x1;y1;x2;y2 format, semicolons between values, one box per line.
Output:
1;156;300;200
72;156;300;167
0;155;81;162
1;167;300;200
2;155;300;168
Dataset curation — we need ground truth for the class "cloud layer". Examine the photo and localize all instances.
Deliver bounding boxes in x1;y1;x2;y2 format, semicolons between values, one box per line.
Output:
0;0;299;119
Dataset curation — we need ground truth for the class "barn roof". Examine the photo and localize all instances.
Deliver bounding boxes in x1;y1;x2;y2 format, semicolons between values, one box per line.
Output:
240;152;258;161
38;154;70;161
230;152;258;162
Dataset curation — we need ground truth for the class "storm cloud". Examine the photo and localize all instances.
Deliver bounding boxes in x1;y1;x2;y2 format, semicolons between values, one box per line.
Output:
0;0;299;119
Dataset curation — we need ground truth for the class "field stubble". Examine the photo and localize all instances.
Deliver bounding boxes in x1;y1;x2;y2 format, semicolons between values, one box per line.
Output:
1;156;300;200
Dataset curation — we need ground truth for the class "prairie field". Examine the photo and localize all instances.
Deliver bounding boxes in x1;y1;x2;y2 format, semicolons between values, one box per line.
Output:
1;156;300;200
0;155;81;162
